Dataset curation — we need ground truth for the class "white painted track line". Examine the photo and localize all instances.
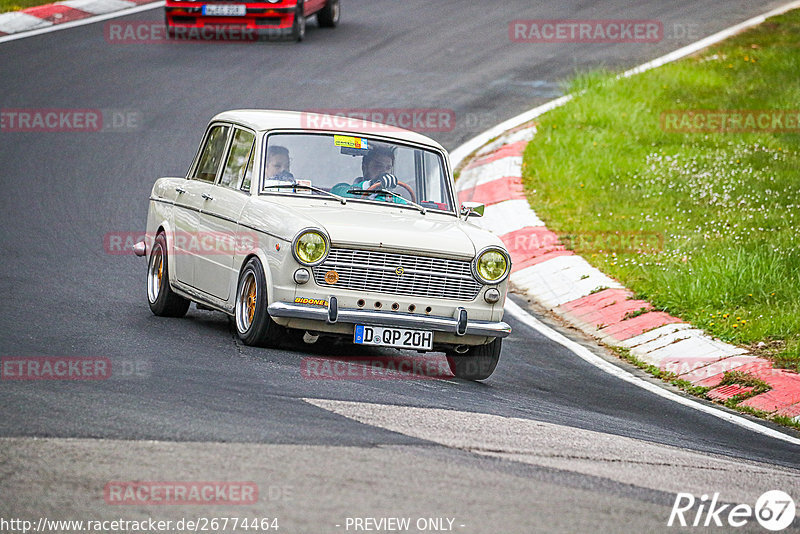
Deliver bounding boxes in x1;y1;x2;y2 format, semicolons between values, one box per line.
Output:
505;299;800;446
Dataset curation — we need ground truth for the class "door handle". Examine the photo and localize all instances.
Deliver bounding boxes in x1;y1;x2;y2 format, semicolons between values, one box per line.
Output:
202;193;214;201
175;187;186;194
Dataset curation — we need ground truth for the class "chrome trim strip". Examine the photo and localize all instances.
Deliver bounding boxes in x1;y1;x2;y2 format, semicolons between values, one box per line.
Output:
267;302;511;338
149;196;290;243
238;223;291;243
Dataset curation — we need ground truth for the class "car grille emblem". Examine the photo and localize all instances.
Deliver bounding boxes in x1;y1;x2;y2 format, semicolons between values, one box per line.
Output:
395;266;405;276
325;270;339;284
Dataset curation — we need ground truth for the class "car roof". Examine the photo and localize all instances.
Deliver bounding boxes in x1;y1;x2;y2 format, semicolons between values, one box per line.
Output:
212;109;447;152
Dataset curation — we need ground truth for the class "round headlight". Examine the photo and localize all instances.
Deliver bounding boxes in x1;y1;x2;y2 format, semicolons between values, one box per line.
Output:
293;230;328;266
474;248;510;284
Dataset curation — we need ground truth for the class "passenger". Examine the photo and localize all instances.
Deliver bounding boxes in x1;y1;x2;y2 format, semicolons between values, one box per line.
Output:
265;145;295;182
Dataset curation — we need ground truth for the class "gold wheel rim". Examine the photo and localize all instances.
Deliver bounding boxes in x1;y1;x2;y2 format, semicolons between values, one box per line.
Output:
247;283;256;324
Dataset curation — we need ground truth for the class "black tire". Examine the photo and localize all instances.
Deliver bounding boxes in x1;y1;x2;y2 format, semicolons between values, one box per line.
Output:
147;233;191;317
234;258;283;347
290;2;306;41
317;0;339;28
164;14;176;39
446;338;502;381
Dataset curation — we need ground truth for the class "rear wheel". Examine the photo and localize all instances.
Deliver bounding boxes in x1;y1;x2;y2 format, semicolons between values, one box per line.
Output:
147;233;190;317
446;338;501;381
235;258;283;347
290;2;306;41
317;0;339;28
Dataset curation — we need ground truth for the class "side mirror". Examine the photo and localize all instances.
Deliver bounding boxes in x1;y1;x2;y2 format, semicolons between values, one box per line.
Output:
460;201;485;220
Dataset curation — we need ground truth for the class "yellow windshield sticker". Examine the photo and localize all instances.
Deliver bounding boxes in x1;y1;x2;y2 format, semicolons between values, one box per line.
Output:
334;135;368;150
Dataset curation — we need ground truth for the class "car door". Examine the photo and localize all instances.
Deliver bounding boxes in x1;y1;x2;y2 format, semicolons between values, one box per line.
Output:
174;122;231;290
194;126;256;301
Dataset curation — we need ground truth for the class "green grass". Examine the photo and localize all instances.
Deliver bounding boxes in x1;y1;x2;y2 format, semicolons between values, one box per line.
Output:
0;0;50;13
522;9;800;371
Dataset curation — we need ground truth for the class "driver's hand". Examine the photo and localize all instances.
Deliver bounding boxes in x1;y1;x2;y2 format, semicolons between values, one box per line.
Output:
275;170;296;183
372;173;398;189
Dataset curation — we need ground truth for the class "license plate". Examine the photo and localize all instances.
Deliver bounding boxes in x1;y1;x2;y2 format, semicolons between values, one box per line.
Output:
354;325;433;350
202;4;246;16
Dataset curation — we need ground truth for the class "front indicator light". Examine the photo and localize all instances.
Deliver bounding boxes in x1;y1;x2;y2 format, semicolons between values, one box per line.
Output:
294;268;310;284
484;288;501;304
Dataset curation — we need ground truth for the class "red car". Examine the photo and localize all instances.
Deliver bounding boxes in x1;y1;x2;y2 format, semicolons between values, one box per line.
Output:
165;0;339;41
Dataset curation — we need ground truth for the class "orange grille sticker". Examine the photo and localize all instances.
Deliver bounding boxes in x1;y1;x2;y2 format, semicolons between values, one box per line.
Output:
295;297;328;307
325;270;339;284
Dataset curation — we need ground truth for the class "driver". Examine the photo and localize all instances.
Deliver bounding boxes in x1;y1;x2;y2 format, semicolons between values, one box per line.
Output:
330;145;405;202
355;145;397;189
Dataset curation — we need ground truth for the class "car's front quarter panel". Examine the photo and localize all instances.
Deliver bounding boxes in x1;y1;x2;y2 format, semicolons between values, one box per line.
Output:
232;195;323;310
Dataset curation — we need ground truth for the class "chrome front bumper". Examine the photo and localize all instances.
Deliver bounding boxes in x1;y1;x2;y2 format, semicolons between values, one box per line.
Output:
267;300;511;338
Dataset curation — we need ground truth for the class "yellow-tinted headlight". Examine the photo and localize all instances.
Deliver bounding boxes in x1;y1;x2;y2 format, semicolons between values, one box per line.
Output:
294;231;327;265
476;249;508;283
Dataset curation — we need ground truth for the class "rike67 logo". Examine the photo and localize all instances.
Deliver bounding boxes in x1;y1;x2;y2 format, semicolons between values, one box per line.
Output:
668;490;795;531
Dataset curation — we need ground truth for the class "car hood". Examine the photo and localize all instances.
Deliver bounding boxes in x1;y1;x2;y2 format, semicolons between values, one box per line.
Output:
240;196;506;260
301;203;477;258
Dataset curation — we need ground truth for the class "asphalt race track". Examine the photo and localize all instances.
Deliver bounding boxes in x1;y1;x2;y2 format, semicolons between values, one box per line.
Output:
1;1;799;532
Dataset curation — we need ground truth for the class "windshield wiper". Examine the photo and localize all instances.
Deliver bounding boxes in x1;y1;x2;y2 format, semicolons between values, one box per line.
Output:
263;184;347;205
346;188;427;215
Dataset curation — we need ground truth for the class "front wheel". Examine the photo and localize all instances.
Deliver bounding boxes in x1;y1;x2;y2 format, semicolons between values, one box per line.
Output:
147;233;190;317
317;0;339;28
290;2;306;41
446;338;501;381
235;258;283;347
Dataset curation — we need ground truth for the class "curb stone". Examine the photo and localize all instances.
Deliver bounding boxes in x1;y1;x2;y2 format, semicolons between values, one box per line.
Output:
455;124;800;424
0;0;153;35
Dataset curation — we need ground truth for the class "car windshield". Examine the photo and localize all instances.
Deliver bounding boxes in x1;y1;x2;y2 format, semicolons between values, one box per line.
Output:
261;132;454;213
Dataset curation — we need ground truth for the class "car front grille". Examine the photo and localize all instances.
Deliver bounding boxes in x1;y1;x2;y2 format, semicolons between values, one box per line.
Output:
312;248;481;301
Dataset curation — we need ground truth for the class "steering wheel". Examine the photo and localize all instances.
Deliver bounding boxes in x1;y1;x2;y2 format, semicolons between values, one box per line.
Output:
367;180;416;203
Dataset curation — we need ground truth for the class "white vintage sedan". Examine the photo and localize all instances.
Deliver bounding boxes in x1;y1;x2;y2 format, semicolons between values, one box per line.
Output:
136;110;511;380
